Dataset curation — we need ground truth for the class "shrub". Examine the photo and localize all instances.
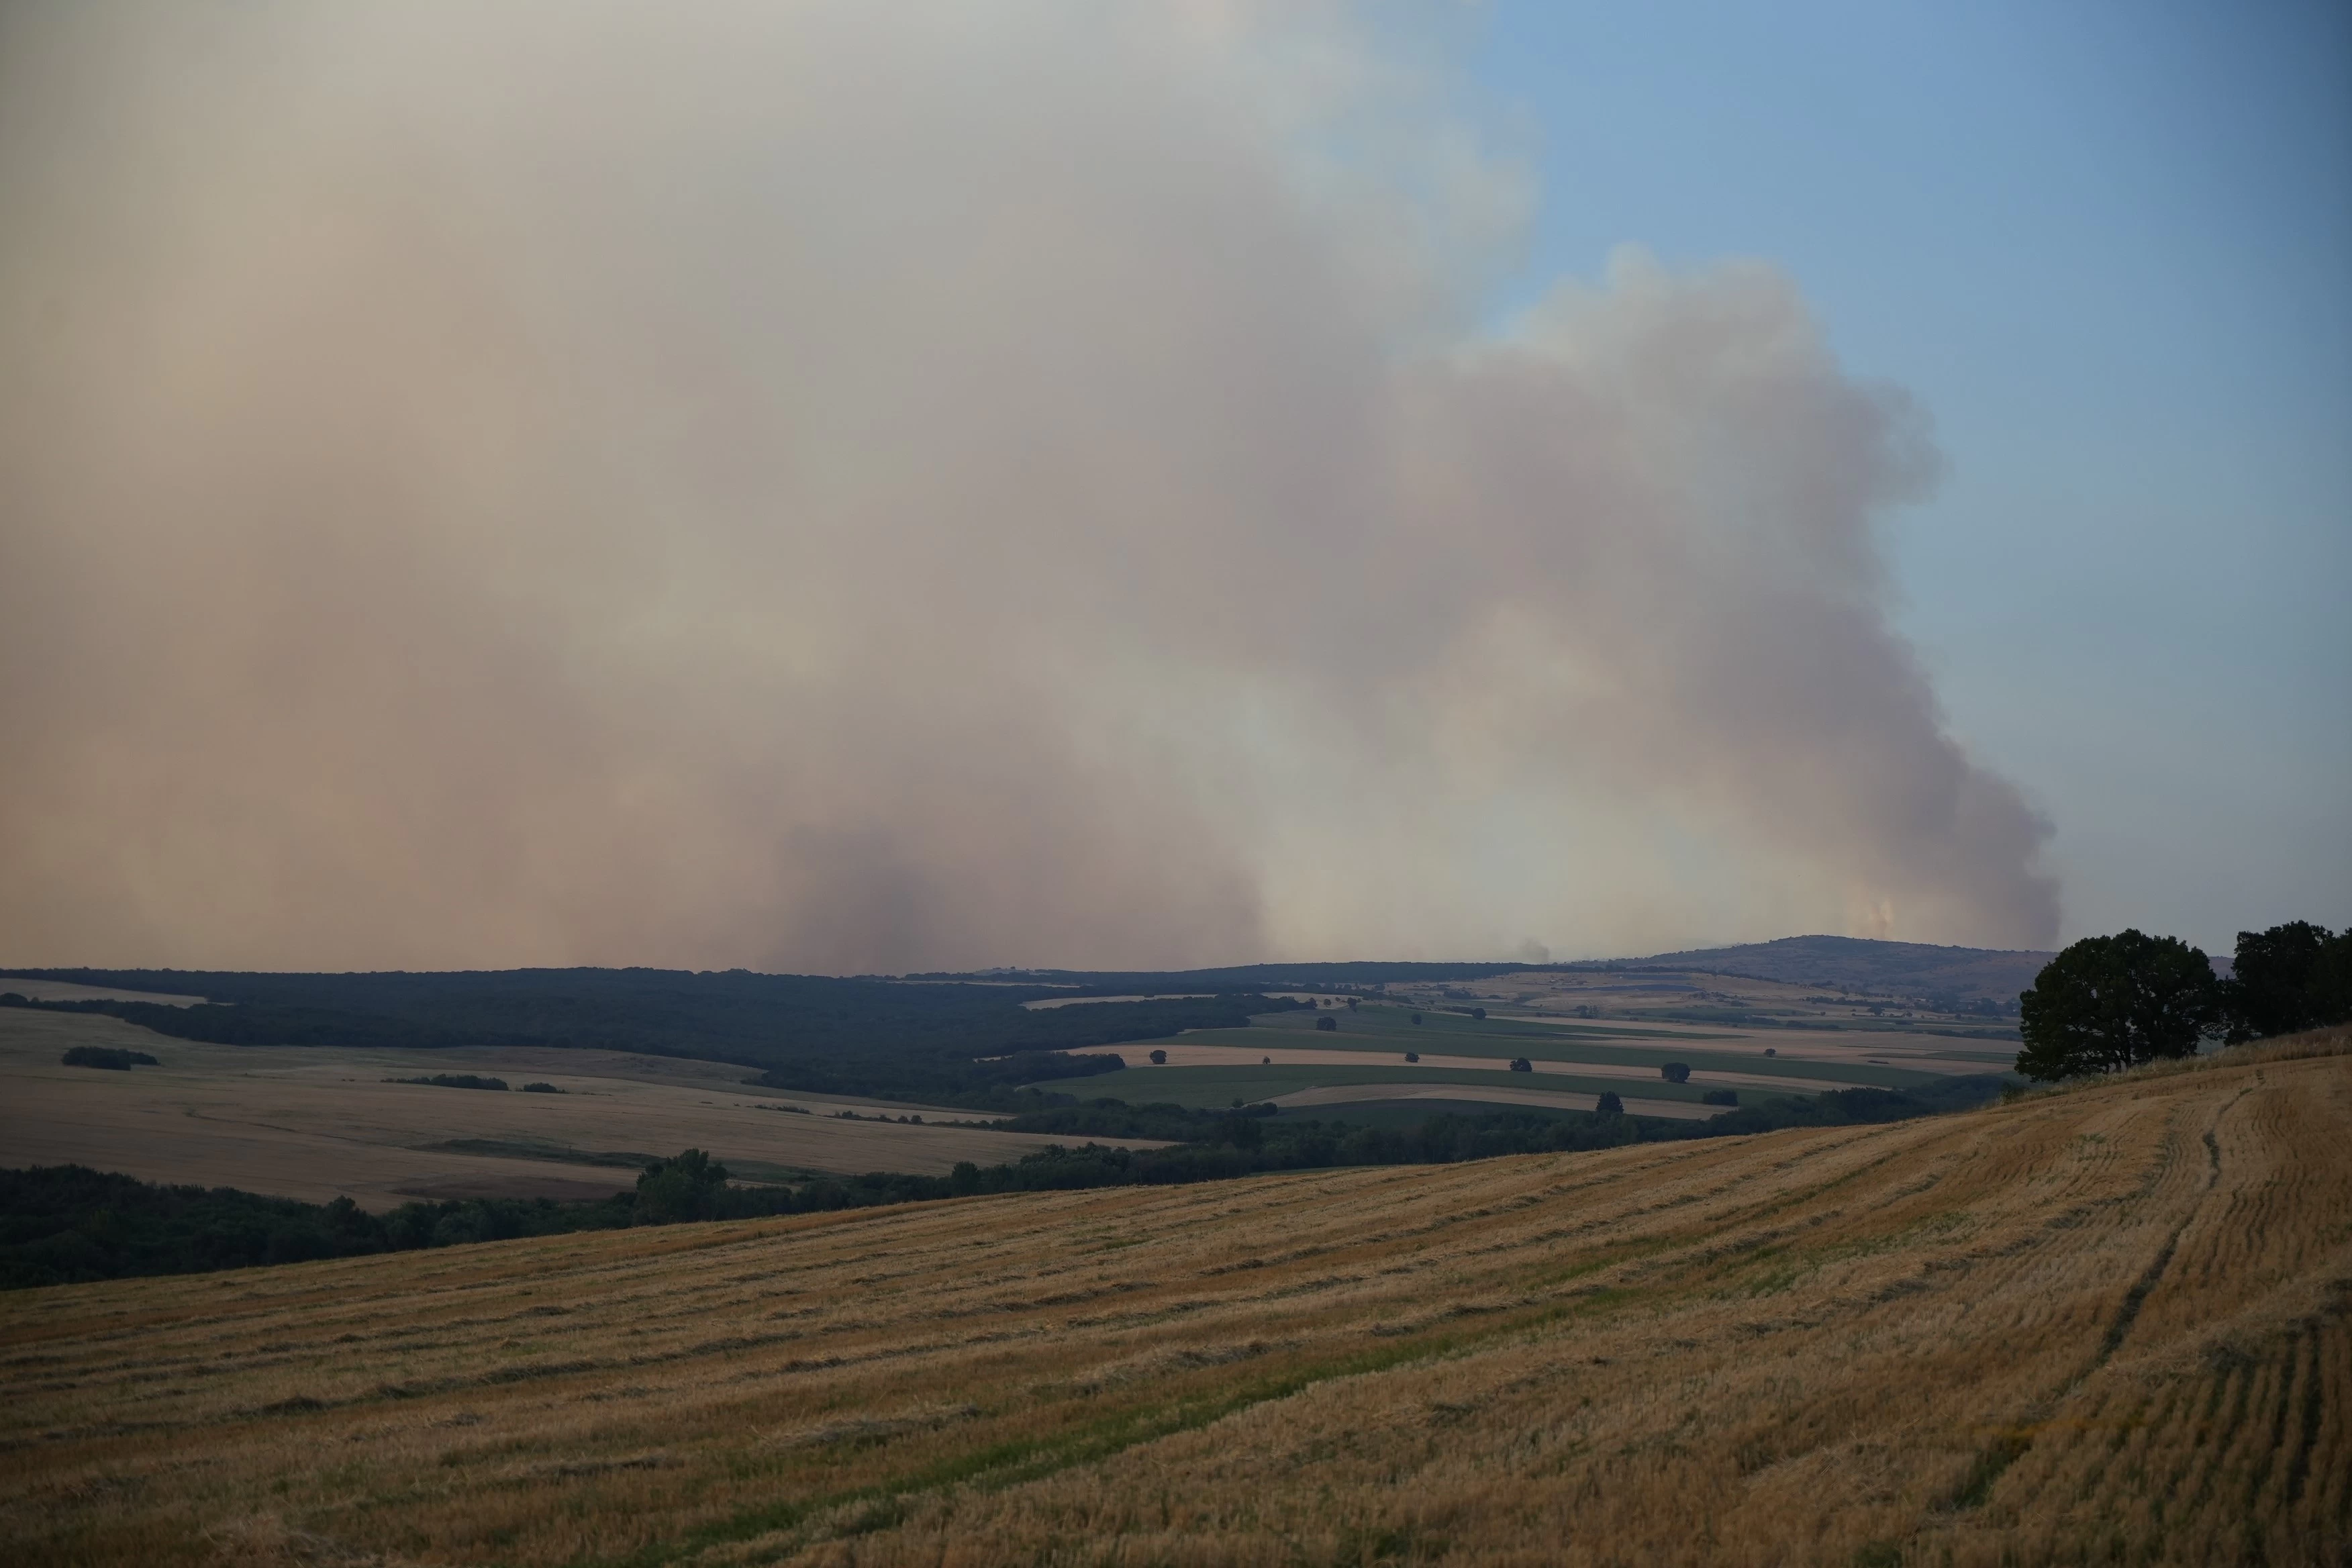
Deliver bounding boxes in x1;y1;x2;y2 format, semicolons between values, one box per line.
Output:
634;1149;730;1224
1763;1047;1776;1057
1148;1048;1167;1065
1404;1050;1420;1063
1594;1091;1624;1116
1410;1013;1422;1024
387;1073;508;1091
1661;1062;1691;1084
1508;1057;1532;1073
520;1081;563;1093
1471;1007;1487;1020
1315;1016;1337;1032
1702;1088;1738;1106
61;1046;158;1070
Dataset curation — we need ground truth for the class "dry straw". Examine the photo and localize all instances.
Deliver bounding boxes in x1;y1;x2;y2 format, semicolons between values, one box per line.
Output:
3;1030;2345;1565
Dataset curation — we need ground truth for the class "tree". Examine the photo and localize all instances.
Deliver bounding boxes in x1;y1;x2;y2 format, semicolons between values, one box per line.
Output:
1508;1057;1532;1073
1594;1091;1623;1116
1659;1062;1690;1084
1315;1016;1337;1032
2222;922;2352;1042
1404;1050;1419;1063
1470;1007;1487;1020
634;1148;730;1224
2015;930;2222;1081
1148;1048;1167;1065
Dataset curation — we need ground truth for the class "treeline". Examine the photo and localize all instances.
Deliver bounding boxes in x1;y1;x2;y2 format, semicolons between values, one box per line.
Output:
60;1046;158;1070
0;973;1300;1108
3;1076;2010;1289
2016;920;2351;1080
0;1167;618;1289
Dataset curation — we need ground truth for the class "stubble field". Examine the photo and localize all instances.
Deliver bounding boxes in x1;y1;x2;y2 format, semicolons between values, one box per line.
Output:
3;1032;2345;1566
0;1010;1156;1207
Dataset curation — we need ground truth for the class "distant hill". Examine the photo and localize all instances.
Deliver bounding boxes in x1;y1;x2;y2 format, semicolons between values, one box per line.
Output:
1589;934;2055;1002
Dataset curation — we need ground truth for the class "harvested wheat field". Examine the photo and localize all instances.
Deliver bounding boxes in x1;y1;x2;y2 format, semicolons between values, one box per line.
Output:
4;1034;2347;1567
0;1010;1151;1207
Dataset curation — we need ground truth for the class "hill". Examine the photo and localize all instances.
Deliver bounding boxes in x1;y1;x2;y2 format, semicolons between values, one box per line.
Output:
1593;933;2057;1002
2;1030;2341;1565
917;934;2055;1010
0;969;1301;1106
927;939;2057;1005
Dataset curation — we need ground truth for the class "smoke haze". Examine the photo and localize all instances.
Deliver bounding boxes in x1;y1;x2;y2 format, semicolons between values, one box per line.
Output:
0;3;2059;971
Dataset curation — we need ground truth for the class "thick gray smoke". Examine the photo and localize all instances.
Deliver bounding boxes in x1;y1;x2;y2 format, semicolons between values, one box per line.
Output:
0;3;2058;971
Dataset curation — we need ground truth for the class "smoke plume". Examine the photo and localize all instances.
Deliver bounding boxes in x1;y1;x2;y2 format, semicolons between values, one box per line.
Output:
0;3;2058;971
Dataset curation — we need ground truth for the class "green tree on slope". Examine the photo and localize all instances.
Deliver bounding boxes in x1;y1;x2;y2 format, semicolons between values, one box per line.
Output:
2016;930;2222;1081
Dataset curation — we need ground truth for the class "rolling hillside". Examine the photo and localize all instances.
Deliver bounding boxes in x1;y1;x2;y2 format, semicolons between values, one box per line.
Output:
3;1032;2344;1566
0;1009;1165;1209
1587;934;2057;1001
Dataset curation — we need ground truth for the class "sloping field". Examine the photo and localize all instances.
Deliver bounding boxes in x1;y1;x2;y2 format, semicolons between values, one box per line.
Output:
3;1035;2345;1566
1080;1059;1715;1120
0;1010;1157;1207
1074;998;2014;1118
1093;1039;1872;1094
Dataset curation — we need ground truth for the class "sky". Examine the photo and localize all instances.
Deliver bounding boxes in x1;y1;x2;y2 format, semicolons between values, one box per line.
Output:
1468;0;2352;952
0;1;2343;972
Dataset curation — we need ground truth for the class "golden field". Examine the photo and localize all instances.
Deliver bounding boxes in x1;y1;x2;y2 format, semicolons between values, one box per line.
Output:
0;1009;1167;1208
3;1031;2346;1566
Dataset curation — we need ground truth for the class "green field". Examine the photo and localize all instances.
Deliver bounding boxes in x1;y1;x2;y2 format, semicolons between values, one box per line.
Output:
1083;1061;1726;1110
1130;1003;1956;1088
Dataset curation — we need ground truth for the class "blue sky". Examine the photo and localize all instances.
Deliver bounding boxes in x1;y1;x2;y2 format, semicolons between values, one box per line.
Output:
1465;0;2352;951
